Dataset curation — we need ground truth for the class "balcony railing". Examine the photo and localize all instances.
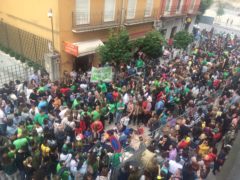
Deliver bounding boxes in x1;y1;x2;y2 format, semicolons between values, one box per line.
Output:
72;11;121;33
124;9;158;25
162;5;189;17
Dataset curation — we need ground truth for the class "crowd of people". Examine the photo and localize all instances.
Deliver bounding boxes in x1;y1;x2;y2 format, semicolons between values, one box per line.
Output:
0;29;239;180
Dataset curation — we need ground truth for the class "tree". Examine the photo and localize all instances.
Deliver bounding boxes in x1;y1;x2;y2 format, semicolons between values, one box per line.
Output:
173;31;193;50
217;2;225;17
134;31;166;59
199;0;214;14
97;28;132;65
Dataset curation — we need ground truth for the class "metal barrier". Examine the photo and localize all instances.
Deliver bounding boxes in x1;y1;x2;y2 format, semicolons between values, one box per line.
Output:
0;64;34;87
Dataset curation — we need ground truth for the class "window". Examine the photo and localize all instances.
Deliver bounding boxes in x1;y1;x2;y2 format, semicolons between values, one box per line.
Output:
76;0;90;25
177;0;182;12
145;0;153;17
165;0;171;12
127;0;137;19
190;0;195;10
104;0;116;22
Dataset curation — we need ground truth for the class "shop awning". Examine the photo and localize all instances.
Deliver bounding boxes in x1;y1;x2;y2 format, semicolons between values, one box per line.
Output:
64;39;104;57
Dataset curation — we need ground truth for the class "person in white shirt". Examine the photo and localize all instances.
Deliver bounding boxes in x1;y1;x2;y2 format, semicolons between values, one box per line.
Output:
29;71;40;85
60;149;72;168
120;115;130;127
169;159;183;175
0;108;7;135
29;105;39;120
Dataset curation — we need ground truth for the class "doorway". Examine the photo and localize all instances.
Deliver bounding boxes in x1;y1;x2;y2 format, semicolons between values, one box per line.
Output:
74;55;92;72
170;26;177;38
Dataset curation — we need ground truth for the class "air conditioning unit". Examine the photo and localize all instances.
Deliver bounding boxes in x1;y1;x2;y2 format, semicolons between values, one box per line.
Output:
154;20;163;29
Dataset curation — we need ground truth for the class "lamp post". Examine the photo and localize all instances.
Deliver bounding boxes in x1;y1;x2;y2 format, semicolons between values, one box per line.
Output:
48;9;55;54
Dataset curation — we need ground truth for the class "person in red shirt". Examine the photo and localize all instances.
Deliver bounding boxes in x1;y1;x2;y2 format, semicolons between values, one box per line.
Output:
91;120;103;139
112;89;119;102
75;119;86;137
60;85;70;96
213;79;221;90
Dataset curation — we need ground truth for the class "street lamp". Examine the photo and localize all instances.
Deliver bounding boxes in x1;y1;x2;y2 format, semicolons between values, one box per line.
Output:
48;8;55;54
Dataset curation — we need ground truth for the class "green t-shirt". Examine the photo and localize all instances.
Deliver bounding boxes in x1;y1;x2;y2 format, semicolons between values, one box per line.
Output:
72;99;80;109
207;80;212;87
56;163;70;180
164;86;170;94
34;113;49;126
136;59;144;68
116;102;125;113
98;83;107;93
110;153;122;168
37;86;47;93
223;71;229;79
154;80;160;88
183;87;190;95
101;107;108;116
202;59;207;65
70;84;77;91
26;125;34;132
108;104;116;113
208;52;215;57
13;138;28;150
91;110;100;121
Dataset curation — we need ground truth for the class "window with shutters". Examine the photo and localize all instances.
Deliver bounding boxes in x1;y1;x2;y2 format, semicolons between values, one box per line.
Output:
176;0;183;13
145;0;153;17
127;0;137;19
76;0;90;25
190;0;195;10
165;0;172;15
104;0;116;22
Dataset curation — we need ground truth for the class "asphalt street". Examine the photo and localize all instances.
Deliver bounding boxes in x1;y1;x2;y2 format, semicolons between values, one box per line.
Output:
207;133;240;180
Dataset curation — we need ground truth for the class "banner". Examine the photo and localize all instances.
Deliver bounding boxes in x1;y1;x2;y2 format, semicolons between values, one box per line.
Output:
90;66;113;82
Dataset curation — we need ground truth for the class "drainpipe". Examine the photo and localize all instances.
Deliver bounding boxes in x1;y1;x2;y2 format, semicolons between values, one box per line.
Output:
120;0;126;27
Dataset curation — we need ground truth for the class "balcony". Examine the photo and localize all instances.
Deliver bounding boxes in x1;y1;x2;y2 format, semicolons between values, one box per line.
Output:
72;11;121;33
124;9;158;26
161;5;188;20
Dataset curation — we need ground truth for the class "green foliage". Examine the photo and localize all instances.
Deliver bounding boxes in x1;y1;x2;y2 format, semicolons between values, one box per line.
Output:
199;0;213;14
217;3;225;16
9;50;16;57
134;31;166;59
174;31;193;49
97;28;132;65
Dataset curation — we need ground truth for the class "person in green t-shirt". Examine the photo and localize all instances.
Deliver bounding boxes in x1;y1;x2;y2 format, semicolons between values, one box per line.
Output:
115;99;125;124
72;97;81;110
91;106;101;122
110;153;122;168
33;111;49;126
136;58;144;68
13;137;28;150
98;81;107;93
56;162;70;180
108;103;116;124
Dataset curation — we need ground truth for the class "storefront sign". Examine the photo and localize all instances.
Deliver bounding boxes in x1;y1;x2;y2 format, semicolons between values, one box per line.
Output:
90;66;113;82
64;42;78;57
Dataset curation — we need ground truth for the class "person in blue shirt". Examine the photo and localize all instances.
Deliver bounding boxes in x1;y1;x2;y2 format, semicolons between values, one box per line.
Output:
155;99;165;116
37;97;48;112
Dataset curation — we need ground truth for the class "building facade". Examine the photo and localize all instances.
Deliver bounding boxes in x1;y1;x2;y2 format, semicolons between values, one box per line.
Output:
0;0;161;77
154;0;200;42
0;0;200;77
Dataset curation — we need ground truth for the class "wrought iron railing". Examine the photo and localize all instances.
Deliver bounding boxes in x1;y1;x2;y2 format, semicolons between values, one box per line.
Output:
72;11;121;32
162;5;189;17
124;9;158;25
0;22;51;66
